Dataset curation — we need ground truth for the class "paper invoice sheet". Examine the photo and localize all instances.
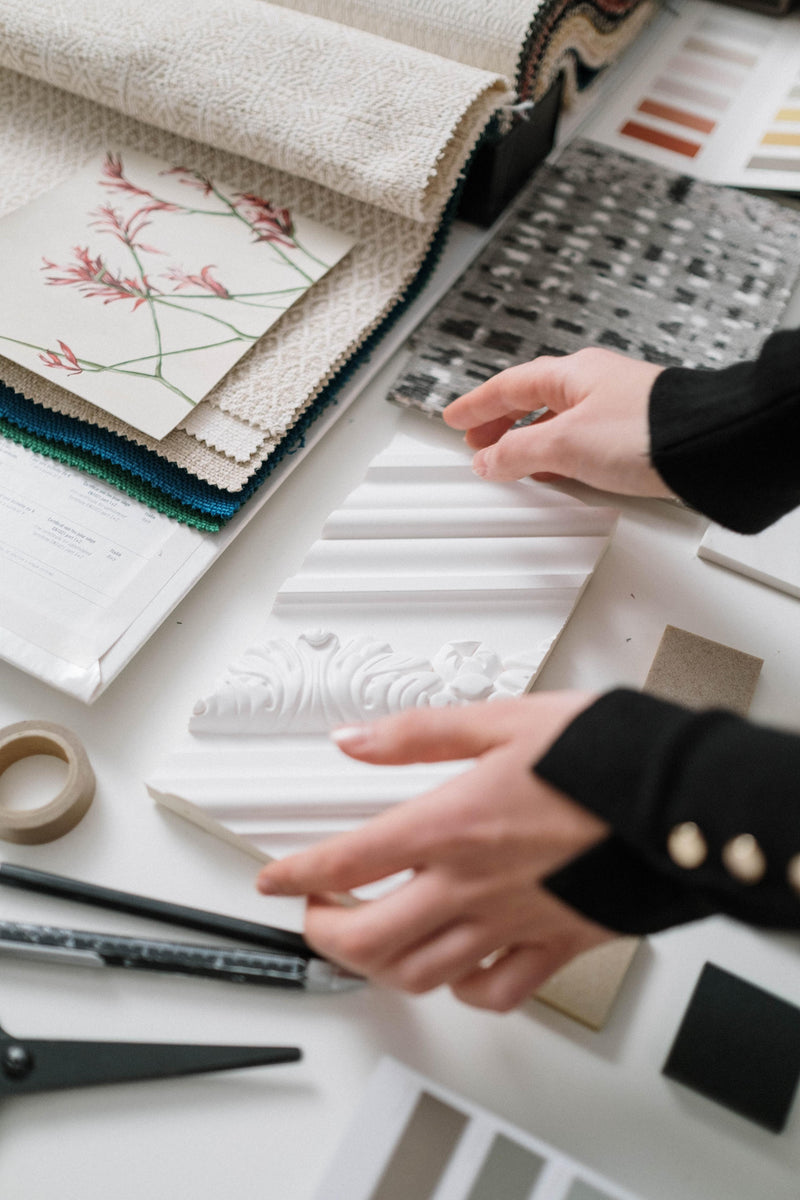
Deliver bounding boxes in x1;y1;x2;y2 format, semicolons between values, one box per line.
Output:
0;438;210;699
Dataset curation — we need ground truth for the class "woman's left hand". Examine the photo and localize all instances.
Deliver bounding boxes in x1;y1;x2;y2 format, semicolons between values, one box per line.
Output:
256;694;614;1012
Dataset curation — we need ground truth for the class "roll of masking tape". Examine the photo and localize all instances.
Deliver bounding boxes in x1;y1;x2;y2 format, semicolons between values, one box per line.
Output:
0;721;95;844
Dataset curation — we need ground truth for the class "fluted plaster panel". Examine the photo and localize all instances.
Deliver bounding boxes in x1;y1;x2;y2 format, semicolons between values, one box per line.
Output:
149;735;467;861
148;430;617;869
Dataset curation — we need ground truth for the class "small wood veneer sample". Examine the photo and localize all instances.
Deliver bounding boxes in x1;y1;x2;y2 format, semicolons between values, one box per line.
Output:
532;936;641;1031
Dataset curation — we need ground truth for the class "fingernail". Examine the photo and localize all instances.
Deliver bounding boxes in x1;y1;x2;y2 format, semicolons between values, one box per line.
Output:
330;724;372;750
256;871;279;894
472;453;488;479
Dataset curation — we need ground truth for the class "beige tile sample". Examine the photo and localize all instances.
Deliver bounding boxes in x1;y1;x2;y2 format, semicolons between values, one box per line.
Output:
643;624;763;715
532;937;642;1031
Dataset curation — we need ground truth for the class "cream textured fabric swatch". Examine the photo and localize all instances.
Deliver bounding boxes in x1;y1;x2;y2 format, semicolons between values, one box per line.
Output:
0;0;508;223
0;0;509;490
269;0;657;103
265;0;539;81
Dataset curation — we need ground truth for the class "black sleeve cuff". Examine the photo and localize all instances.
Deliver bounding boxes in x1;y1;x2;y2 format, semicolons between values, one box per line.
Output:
545;837;713;935
534;689;800;933
649;327;800;534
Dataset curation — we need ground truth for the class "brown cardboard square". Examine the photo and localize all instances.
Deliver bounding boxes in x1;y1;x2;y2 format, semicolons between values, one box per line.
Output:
532;937;642;1030
643;625;763;715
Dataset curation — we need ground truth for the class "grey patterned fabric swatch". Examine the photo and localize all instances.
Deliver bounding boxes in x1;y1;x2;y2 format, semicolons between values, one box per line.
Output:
388;138;800;418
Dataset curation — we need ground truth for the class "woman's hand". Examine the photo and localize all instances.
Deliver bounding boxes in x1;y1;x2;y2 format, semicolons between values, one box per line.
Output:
443;347;674;499
256;694;614;1012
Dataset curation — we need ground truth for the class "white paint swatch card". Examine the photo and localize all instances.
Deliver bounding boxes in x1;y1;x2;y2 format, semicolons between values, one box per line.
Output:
314;1057;644;1200
584;0;800;190
698;509;800;600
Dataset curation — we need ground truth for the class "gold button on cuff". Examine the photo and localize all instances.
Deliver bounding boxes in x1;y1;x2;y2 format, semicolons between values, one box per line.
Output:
786;854;800;895
667;821;708;869
721;834;766;885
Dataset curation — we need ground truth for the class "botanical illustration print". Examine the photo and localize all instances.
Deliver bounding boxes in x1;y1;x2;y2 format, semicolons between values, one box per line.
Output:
0;149;355;439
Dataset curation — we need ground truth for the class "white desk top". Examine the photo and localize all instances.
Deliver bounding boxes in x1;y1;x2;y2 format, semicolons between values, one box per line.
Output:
2;233;800;1200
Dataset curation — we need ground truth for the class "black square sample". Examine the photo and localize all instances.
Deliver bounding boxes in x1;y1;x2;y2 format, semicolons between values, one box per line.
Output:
663;962;800;1133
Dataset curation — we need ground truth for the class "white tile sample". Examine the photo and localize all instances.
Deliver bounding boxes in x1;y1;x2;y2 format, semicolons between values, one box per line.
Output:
147;430;617;864
699;510;800;601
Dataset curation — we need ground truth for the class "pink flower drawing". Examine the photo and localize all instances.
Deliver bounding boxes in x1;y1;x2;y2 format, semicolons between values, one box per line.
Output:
234;194;295;248
164;264;231;298
101;152;181;216
14;151;323;415
39;340;82;375
42;246;153;310
90;204;163;255
160;164;215;197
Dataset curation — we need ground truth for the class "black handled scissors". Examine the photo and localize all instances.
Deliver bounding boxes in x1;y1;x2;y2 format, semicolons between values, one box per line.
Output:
0;1017;300;1098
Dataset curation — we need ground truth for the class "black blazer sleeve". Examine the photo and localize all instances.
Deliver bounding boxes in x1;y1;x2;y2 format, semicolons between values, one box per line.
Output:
650;327;800;533
535;690;800;935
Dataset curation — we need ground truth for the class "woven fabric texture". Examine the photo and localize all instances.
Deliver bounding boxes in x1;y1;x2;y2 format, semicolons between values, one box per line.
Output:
388;139;800;418
265;0;540;82
0;0;509;490
0;0;653;516
268;0;653;99
0;0;508;223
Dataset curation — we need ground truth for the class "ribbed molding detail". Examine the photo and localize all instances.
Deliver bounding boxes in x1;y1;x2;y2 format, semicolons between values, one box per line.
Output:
148;430;617;867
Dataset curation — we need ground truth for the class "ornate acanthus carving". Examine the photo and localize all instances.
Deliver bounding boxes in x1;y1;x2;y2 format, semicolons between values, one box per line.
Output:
189;630;536;734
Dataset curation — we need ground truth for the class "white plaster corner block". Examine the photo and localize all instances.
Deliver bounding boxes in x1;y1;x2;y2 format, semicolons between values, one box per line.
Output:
699;509;800;600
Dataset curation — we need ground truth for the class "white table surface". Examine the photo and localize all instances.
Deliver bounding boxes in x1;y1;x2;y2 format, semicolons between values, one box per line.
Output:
2;231;800;1200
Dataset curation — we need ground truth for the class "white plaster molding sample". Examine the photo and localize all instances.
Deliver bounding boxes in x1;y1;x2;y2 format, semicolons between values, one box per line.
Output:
148;429;618;866
190;631;539;734
150;734;466;862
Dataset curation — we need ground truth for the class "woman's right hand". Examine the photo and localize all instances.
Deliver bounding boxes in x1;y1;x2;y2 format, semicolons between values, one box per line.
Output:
443;347;675;499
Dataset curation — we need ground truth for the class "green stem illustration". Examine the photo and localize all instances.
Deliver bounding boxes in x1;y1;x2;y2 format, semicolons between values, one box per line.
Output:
207;182;317;285
128;242;165;380
152;296;257;340
0;334;195;404
105;336;241;370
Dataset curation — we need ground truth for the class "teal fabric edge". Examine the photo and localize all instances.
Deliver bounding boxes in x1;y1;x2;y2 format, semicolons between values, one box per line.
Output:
0;125;491;524
0;415;224;531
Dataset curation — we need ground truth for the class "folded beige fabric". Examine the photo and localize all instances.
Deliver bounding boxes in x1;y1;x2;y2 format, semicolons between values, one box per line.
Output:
264;0;539;80
0;0;510;222
0;0;653;493
0;0;509;490
267;0;657;102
